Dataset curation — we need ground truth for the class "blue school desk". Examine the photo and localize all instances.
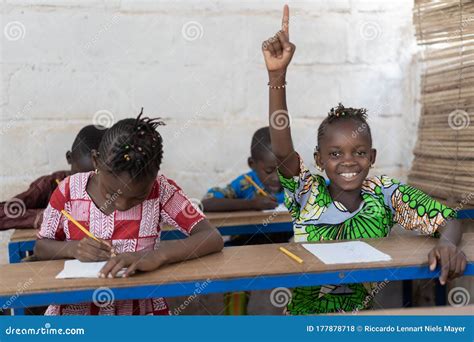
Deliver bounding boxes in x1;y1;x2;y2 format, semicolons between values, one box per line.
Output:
8;209;474;264
0;233;473;311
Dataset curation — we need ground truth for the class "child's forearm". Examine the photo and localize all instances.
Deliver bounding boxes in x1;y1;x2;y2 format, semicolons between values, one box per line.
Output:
34;239;77;260
202;198;260;212
152;220;224;266
438;219;463;246
268;71;294;158
268;71;299;178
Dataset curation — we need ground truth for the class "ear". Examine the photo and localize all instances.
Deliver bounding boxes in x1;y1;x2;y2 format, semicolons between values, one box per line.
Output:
370;148;377;166
248;157;256;170
313;150;324;170
91;149;100;170
66;151;72;165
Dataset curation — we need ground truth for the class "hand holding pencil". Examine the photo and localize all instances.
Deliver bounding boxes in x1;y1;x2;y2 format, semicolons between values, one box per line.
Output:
61;210;115;262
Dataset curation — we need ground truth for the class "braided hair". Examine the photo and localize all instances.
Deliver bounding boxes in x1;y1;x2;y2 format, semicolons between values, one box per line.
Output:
97;109;165;178
316;103;371;149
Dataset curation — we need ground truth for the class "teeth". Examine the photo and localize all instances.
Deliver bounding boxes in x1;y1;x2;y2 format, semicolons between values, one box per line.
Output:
340;172;358;178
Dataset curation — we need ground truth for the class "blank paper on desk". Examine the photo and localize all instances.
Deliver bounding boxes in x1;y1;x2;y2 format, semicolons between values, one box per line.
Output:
56;260;125;279
302;241;392;264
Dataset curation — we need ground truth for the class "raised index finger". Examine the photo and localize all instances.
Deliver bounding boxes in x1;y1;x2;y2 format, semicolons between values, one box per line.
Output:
281;4;289;36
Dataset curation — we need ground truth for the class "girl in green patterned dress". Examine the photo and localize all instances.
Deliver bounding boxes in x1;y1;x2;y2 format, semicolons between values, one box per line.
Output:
260;5;467;315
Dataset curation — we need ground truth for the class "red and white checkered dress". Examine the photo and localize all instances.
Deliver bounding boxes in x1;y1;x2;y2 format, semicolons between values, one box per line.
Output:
38;171;205;315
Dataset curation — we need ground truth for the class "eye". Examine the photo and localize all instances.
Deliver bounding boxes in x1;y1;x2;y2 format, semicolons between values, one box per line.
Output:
264;168;274;174
355;151;367;157
330;151;341;158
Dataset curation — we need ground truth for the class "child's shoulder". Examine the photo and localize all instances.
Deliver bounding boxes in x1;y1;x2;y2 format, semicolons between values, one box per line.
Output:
362;174;402;196
62;171;93;200
153;174;185;199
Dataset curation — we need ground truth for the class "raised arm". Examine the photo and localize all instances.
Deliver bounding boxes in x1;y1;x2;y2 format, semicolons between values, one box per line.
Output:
262;5;299;177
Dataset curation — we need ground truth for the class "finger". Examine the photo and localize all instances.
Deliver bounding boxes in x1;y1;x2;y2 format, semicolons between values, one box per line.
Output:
454;254;467;278
428;249;437;271
87;238;112;252
123;263;138;278
99;258;119;278
281;4;289;36
460;257;467;276
271;38;283;58
109;260;125;278
81;243;113;260
439;249;450;285
78;249;102;262
266;39;277;57
276;30;292;52
451;256;464;279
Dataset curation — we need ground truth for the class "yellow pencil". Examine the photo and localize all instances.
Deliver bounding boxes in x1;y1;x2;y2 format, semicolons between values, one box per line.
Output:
60;210;100;243
55;179;61;185
279;246;304;264
60;210;116;256
244;174;269;197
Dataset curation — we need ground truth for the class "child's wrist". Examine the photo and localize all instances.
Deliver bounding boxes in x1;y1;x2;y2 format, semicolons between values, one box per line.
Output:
268;70;287;85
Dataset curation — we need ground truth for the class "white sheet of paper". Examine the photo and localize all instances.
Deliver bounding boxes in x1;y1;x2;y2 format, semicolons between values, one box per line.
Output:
56;260;125;279
302;241;391;264
262;203;288;213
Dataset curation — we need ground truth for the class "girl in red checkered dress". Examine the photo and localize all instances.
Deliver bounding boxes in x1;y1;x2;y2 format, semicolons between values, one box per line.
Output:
34;110;224;315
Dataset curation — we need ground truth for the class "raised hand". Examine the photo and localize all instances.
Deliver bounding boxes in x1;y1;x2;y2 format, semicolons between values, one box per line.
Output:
262;5;295;73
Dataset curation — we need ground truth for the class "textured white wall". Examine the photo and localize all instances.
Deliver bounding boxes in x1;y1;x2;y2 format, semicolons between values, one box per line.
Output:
0;0;420;263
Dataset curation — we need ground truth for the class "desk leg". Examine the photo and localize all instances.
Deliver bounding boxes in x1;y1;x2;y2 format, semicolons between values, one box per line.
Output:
435;282;446;306
402;280;412;307
8;242;22;264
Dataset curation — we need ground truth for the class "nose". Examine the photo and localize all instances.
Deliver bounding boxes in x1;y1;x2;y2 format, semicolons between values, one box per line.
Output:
341;153;357;165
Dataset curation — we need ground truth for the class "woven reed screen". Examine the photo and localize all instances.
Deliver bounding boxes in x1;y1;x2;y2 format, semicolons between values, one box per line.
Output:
410;0;474;207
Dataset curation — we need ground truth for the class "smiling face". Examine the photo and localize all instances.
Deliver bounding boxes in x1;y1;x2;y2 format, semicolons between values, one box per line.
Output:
315;119;376;192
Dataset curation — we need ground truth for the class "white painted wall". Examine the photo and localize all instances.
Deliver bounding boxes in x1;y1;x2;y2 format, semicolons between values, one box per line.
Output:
0;0;420;264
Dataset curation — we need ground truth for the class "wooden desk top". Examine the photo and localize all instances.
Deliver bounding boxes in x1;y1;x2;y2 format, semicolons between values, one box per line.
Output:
9;210;292;243
1;233;473;298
